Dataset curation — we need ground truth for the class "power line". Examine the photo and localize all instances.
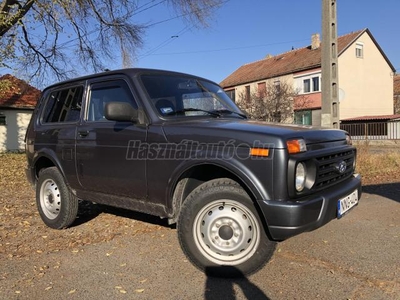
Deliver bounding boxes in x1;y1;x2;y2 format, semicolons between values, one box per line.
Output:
133;0;167;16
147;0;229;27
138;26;192;58
139;38;310;56
52;0;225;51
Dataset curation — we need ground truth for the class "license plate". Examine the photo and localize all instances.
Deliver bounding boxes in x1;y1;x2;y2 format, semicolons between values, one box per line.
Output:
337;189;358;218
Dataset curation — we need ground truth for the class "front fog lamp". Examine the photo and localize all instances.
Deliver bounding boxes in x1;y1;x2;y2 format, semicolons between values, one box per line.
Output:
295;162;307;192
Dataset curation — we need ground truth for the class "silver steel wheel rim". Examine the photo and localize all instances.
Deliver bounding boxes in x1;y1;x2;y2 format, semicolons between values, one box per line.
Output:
193;199;260;265
39;179;61;220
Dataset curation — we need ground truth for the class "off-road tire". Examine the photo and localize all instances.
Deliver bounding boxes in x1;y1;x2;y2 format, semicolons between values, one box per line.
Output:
177;178;276;277
36;167;78;229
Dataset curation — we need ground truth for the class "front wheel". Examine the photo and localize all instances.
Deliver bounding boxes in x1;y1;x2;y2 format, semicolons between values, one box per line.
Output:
177;178;276;277
36;167;78;229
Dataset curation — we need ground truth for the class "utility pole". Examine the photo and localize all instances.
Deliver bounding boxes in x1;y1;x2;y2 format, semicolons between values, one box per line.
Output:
321;0;339;128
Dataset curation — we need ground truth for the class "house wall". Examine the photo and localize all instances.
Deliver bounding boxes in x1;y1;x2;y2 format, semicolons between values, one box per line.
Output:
233;74;294;102
338;32;394;120
0;109;33;152
312;110;322;126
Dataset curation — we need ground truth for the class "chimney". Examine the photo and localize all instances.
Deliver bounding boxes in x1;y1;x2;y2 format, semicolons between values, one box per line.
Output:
311;33;321;50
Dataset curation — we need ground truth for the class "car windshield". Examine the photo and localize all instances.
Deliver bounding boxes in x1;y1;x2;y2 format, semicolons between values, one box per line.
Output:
140;74;245;119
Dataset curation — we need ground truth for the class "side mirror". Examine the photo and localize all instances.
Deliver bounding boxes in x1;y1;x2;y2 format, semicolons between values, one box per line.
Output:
104;102;138;122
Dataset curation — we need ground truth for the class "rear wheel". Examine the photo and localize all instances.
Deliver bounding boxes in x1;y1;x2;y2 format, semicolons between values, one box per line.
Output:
36;167;78;229
177;178;276;277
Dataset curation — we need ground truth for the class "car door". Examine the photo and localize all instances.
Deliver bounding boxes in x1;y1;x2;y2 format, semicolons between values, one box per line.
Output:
75;77;147;200
34;84;84;189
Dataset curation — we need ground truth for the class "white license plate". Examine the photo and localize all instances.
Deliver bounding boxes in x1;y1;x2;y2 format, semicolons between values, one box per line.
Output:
337;189;358;218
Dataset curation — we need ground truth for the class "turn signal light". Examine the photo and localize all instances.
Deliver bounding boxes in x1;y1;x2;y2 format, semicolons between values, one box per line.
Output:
287;139;307;154
250;148;269;157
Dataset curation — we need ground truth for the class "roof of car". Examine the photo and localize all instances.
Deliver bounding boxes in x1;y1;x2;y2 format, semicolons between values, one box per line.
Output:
43;68;213;91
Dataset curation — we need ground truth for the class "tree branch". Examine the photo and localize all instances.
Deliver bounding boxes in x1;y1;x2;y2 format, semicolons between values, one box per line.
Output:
0;0;35;37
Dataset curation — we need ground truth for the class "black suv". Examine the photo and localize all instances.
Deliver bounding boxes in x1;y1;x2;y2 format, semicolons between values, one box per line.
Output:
25;68;361;277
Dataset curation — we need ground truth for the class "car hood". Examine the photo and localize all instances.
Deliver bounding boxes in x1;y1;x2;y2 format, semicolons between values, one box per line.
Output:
162;119;347;149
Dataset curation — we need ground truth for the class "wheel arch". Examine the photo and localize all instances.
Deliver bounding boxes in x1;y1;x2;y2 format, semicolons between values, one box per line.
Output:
32;150;66;182
167;160;271;230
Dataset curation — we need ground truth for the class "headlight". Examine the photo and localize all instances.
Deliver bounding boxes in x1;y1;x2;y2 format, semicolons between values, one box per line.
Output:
346;134;352;145
295;162;306;192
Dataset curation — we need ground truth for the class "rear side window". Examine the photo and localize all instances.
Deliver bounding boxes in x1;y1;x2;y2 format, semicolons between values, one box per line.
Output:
42;86;84;123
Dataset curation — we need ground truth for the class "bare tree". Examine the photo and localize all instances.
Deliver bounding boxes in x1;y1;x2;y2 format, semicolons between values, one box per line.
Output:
0;0;223;84
395;96;400;114
236;80;309;123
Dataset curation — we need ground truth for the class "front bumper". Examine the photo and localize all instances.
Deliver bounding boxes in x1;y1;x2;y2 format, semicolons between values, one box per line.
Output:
259;174;362;241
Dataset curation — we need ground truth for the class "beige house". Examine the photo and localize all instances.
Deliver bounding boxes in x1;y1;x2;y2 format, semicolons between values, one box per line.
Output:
220;28;396;126
0;75;40;152
394;74;400;114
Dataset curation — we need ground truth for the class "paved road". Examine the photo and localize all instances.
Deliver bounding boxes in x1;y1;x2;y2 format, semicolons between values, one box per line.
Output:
1;183;399;300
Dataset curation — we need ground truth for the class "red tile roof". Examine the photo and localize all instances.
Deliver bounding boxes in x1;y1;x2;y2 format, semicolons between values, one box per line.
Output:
0;74;41;109
394;74;400;95
220;29;394;89
341;114;400;122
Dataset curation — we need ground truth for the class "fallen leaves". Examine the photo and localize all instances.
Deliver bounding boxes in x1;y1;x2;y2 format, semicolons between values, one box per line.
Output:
68;289;76;294
0;154;166;261
115;286;127;294
0;153;172;297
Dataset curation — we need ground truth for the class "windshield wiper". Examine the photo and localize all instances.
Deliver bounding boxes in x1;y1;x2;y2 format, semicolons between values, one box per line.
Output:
213;109;247;119
166;108;221;117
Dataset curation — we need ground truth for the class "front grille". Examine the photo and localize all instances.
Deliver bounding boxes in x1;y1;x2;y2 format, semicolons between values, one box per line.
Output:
313;150;355;190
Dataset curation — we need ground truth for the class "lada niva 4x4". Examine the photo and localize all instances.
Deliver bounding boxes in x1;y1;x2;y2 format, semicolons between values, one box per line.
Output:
25;68;362;277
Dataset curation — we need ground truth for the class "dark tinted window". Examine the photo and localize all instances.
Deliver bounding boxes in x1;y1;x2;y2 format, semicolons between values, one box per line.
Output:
87;80;137;121
0;112;6;125
42;86;83;123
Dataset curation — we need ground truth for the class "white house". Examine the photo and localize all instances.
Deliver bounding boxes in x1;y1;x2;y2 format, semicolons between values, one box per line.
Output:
0;75;40;151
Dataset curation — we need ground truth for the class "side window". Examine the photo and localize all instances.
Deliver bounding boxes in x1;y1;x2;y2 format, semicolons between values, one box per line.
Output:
0;112;6;125
87;80;137;122
42;86;83;123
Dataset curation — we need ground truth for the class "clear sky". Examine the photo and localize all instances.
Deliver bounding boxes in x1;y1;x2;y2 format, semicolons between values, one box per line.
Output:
132;0;400;84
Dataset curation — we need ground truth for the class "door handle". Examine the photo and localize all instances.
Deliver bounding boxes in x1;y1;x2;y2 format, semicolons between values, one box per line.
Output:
78;130;89;137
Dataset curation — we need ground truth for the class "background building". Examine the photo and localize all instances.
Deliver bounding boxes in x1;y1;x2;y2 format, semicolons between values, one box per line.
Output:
0;75;40;151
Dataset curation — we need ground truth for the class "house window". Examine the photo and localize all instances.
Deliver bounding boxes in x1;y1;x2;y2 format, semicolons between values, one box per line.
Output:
225;89;236;102
303;79;311;93
0;112;6;125
356;43;363;58
312;76;320;92
245;85;250;103
294;110;312;125
298;74;321;94
257;82;266;97
274;80;281;94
